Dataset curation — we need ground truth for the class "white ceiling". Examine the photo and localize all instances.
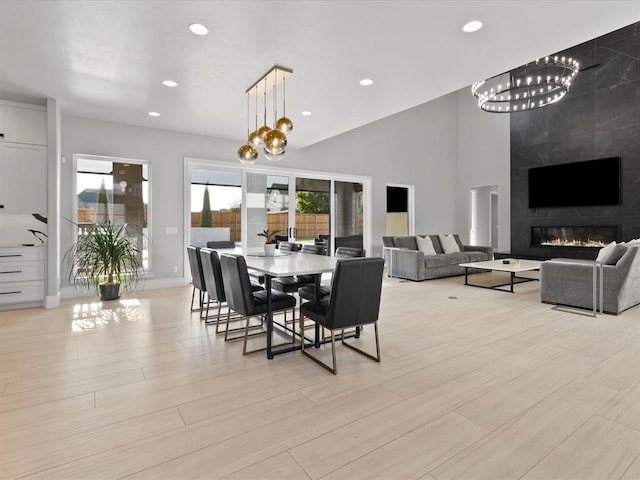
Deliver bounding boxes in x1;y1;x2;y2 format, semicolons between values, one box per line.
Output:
0;1;638;148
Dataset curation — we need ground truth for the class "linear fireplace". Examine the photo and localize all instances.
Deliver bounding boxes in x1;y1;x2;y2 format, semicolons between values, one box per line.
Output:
531;226;620;248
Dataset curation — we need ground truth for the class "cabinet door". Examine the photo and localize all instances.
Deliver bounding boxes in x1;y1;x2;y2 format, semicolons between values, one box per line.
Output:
0;144;47;213
3;106;47;145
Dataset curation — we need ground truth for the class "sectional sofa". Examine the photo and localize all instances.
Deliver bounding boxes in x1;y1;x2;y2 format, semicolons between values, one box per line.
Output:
540;243;640;314
382;234;493;281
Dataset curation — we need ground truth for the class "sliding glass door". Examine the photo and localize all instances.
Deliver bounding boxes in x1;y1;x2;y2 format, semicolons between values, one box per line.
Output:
334;181;364;253
294;177;330;247
185;158;371;258
189;168;241;247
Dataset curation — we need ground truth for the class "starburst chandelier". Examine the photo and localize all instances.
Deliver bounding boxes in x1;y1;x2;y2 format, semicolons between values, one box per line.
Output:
472;55;579;113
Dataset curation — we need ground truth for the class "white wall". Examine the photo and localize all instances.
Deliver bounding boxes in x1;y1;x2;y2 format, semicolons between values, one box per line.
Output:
60;115;279;288
456;88;511;251
58;88;508;292
298;93;460;256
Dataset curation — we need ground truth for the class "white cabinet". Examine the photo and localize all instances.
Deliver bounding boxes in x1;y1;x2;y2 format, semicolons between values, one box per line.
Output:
0;105;47;146
0;143;47;213
0;246;45;309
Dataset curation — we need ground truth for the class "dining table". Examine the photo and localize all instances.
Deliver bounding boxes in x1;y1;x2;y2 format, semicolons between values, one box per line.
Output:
225;248;338;359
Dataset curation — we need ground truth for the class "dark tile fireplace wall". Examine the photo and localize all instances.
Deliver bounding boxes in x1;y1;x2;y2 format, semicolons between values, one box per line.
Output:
510;21;640;260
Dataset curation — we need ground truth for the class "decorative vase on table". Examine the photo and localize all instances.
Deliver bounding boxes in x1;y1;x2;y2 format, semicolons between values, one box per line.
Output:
257;228;280;257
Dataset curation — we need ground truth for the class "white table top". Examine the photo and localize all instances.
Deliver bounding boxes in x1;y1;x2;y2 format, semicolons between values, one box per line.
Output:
459;258;542;273
216;248;338;277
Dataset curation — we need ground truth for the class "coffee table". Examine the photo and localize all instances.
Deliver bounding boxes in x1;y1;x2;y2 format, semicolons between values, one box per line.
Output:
458;259;542;293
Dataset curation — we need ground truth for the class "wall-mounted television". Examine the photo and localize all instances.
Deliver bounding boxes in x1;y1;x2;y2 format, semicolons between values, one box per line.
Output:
528;157;621;209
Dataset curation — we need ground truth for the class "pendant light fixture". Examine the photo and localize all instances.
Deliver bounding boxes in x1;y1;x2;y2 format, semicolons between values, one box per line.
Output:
472;55;579;113
276;76;293;133
263;70;287;159
248;86;261;147
236;93;258;164
237;66;293;164
256;79;271;143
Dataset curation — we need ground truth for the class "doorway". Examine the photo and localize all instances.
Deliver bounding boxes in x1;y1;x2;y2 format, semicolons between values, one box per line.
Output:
469;185;497;247
386;184;414;236
490;191;499;249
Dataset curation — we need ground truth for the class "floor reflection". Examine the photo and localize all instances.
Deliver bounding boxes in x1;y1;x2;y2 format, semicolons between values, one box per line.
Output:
71;298;145;331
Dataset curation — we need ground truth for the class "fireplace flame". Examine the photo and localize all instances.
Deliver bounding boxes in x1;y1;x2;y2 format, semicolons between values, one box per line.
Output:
540;237;606;248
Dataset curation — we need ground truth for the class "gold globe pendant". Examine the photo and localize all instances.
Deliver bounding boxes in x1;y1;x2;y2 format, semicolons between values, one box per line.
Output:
256;125;271;143
263;129;287;154
237;144;258;164
275;116;293;133
248;130;261;147
264;148;285;161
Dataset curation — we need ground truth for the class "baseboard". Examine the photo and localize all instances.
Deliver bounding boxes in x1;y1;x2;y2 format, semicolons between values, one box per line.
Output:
60;277;189;299
45;293;60;309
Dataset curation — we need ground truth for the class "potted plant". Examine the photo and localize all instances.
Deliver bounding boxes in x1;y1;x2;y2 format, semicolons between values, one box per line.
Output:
257;228;280;256
65;220;143;300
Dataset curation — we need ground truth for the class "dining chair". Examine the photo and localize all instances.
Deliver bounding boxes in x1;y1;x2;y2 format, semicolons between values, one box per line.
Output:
277;241;301;252
298;245;363;302
220;253;297;355
199;248;262;337
335;246;365;257
186;245;207;318
300;257;384;374
206;240;235;249
272;242;312;294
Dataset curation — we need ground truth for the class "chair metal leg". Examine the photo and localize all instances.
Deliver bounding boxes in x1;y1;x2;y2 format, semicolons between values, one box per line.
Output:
342;322;381;363
301;319;380;374
300;315;338;375
214;302;223;332
242;314;269;355
190;286;199;312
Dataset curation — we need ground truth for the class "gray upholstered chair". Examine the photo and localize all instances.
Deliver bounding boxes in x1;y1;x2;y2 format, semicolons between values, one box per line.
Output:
220;253;297;355
300;257;385;374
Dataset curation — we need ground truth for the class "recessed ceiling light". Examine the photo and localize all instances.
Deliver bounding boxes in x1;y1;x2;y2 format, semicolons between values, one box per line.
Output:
189;23;209;35
462;20;483;33
301;111;312;116
359;78;374;86
148;112;160;117
162;80;178;87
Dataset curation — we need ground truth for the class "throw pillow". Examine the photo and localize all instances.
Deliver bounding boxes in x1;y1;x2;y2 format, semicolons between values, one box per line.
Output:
596;241;616;262
439;234;460;254
603;244;628;265
416;235;437;255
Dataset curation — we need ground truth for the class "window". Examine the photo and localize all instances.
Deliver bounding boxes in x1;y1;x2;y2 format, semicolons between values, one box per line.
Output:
76;156;150;269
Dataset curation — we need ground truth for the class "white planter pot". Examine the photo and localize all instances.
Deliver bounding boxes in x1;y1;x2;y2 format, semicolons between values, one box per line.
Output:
264;244;276;256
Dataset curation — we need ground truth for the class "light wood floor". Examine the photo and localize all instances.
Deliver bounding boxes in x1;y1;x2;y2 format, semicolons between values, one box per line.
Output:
2;272;640;479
